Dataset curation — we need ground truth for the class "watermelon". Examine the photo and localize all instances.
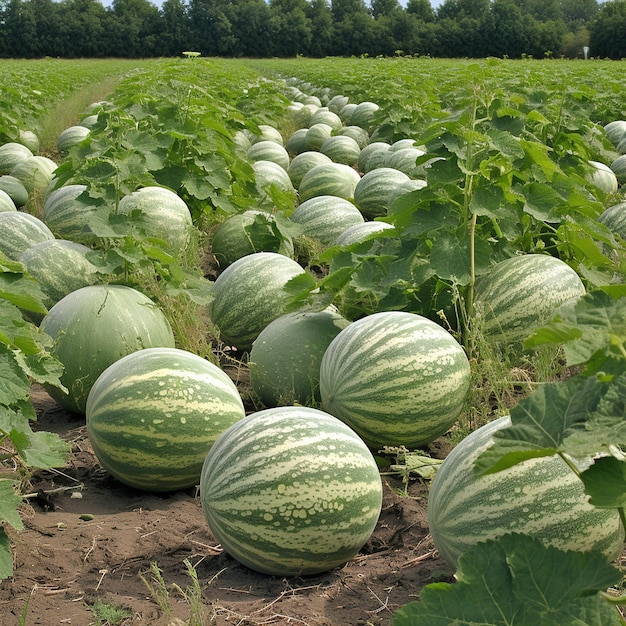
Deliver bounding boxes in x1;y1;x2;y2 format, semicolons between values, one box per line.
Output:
285;128;308;156
288;151;333;189
10;155;57;194
0;175;29;208
40;284;175;414
298;163;361;203
0;142;33;175
288;103;319;128
304;123;334;152
253;160;296;201
350;101;380;133
320;135;361;167
336;125;370;150
200;405;383;576
588;160;619;194
211;210;294;268
247;141;290;171
333;220;395;247
249;310;350;407
357;142;391;174
86;347;245;492
19;239;100;313
78;114;100;130
604;120;626;147
384;147;427;178
42;183;101;244
353;167;411;218
611;154;626;184
473;254;586;345
309;108;343;131
598;201;626;239
56;125;90;153
0;211;54;260
251;124;283;146
339;103;357;124
117;186;193;252
427;415;624;567
290;195;364;246
0;188;16;212
320;311;471;449
210;251;306;352
18;130;40;154
327;95;349;114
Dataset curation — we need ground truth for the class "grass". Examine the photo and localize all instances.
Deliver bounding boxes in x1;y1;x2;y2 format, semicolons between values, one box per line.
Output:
90;599;134;625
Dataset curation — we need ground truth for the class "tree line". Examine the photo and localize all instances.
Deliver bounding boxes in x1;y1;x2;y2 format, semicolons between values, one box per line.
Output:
0;0;624;59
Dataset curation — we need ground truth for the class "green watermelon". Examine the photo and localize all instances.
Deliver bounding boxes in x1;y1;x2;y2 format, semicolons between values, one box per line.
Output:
298;163;361;203
18;130;40;154
251;125;283;146
357;142;391;174
427;415;624;567
611;154;626;184
40;284;175;414
304;123;334;152
200;405;383;576
247;140;290;171
384;147;427;179
333;220;395;247
0;188;16;212
285;128;308;156
288;151;333;189
604;120;626;147
0;142;33;176
253;160;296;201
210;251;306;352
353;167;411;218
86;347;245;492
350;101;380;133
0;211;54;260
336;125;370;149
339;103;357;124
10;155;57;194
290;195;364;246
117;186;193;252
320;135;361;167
327;95;349;114
249;310;350;407
211;210;294;268
0;175;29;208
320;311;471;449
588;160;619;194
598;201;626;238
42;184;101;244
473;254;586;345
56;125;90;153
309;108;343;131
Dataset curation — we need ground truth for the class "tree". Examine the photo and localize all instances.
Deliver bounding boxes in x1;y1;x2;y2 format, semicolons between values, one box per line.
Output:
437;0;490;21
371;0;400;19
483;0;530;57
406;0;435;22
225;0;272;57
267;0;312;56
588;0;626;58
305;0;334;57
187;0;237;56
106;0;162;56
560;0;598;31
160;0;190;57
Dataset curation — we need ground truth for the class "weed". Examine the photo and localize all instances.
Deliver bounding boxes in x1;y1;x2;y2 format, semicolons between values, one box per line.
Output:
90;599;134;625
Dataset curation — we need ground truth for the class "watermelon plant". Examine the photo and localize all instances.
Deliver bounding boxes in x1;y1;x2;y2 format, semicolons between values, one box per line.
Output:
199;405;383;576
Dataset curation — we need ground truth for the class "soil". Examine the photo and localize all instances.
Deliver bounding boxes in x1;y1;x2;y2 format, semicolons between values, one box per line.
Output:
0;384;455;626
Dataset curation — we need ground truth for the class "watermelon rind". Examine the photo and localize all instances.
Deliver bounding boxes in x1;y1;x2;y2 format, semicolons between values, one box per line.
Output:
0;211;55;260
200;405;383;576
298;162;361;203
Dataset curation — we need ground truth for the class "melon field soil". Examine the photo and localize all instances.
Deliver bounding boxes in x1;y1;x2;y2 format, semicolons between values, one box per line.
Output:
1;384;455;626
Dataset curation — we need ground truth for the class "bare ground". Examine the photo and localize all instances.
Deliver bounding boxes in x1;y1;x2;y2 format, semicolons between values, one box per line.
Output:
0;385;454;626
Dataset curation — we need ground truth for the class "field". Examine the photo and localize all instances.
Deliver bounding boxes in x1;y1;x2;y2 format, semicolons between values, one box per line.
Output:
0;56;625;625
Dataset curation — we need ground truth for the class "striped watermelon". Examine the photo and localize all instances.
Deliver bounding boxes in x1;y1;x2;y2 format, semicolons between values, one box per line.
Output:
384;147;427;179
18;130;40;154
357;142;391;174
0;188;16;212
86;347;245;492
320;311;471;449
247;140;290;171
199;405;383;576
333;220;395;247
598;201;626;238
211;209;294;268
0;175;29;208
304;123;334;152
290;195;364;246
253;160;296;201
473;254;586;345
285;128;308;156
320;135;361;167
288;151;332;189
604;120;626;147
611;154;626;184
427;415;624;567
0;211;54;260
251;124;283;146
353;167;411;218
298;163;361;203
339;103;357;124
20;239;100;318
210;251;306;352
327;95;349;114
350;101;380;133
40;285;175;414
10;155;57;194
336;126;370;150
0;142;33;175
249;310;350;407
56;125;90;153
117;186;193;252
309;108;343;131
42;184;101;244
588;160;619;194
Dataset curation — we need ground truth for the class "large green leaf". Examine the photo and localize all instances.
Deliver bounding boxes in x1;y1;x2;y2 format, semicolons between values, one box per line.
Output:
0;526;14;580
392;534;622;626
0;479;24;530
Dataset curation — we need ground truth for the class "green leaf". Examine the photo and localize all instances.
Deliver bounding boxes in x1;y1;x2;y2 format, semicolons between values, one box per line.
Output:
580;456;626;509
19;431;70;469
522;182;563;223
392;533;622;626
0;349;31;407
0;479;24;530
0;526;14;580
0;272;48;314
